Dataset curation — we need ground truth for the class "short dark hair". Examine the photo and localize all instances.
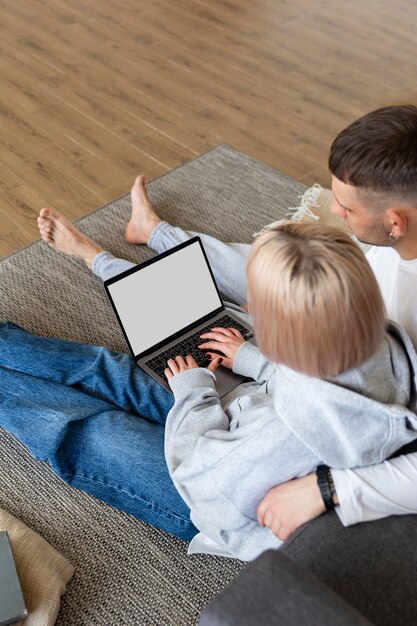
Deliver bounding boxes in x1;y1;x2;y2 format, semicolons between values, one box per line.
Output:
329;105;417;201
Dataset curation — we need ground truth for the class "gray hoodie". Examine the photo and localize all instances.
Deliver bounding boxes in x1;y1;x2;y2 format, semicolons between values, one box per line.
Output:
164;321;417;561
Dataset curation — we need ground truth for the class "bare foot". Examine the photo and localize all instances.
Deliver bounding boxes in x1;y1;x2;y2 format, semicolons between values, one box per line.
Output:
37;208;104;268
125;175;162;244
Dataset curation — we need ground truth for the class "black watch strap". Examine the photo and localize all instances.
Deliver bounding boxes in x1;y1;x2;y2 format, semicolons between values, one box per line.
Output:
316;465;336;511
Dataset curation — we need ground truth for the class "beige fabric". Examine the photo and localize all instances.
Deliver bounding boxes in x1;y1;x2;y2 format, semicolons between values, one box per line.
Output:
255;184;350;236
290;185;370;252
255;184;373;254
292;183;352;235
0;509;74;626
300;185;350;232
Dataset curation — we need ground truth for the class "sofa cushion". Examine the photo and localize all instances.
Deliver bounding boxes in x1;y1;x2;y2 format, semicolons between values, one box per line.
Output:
282;511;417;625
200;550;373;626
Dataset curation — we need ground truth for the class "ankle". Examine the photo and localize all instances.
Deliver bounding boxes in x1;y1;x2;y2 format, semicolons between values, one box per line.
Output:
148;216;162;236
145;217;163;243
84;245;104;269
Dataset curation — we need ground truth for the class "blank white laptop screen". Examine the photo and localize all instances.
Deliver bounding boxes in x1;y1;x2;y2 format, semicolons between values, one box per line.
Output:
106;240;223;357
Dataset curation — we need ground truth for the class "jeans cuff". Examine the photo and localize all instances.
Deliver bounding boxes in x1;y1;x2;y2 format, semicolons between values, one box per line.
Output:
147;221;175;254
91;250;115;278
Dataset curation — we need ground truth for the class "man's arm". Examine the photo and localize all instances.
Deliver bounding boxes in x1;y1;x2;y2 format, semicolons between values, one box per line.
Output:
257;453;417;540
332;452;417;525
257;473;326;541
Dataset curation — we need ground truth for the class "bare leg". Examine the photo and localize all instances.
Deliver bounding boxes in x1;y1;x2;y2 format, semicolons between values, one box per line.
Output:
125;175;162;244
37;208;104;268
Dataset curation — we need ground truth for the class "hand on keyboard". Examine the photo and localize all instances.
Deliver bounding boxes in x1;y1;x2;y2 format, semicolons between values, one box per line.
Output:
198;327;245;370
165;353;224;381
146;316;252;381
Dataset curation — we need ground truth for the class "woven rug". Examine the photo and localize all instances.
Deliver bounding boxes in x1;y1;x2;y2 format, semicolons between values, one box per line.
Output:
0;145;305;625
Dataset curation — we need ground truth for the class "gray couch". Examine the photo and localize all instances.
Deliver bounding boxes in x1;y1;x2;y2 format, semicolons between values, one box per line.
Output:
200;448;417;626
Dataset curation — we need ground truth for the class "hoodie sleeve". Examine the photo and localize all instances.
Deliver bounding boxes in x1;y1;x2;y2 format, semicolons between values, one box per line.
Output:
164;367;230;475
232;341;276;383
273;365;417;469
164;366;283;560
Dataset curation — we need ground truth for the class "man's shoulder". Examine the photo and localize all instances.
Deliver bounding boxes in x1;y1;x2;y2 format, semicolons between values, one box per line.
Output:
365;245;397;259
366;245;399;271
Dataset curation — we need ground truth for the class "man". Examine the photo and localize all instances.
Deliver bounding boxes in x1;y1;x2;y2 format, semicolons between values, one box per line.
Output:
38;105;417;543
257;104;417;540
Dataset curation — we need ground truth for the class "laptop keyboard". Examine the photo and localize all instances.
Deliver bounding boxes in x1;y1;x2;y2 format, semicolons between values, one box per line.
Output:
144;314;254;379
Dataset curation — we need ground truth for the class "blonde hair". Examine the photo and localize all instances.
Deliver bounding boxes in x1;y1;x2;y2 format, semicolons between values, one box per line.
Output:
247;222;386;378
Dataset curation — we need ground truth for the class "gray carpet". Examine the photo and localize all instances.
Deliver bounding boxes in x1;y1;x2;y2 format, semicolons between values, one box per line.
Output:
0;145;306;625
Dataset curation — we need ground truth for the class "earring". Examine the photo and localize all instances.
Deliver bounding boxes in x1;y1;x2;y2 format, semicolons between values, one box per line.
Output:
388;231;399;242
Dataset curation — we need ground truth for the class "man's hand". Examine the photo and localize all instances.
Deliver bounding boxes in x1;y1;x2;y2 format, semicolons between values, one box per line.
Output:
198;327;245;369
165;354;223;381
257;473;326;541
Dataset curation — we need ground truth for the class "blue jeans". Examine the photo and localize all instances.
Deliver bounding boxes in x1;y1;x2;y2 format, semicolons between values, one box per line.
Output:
0;321;198;540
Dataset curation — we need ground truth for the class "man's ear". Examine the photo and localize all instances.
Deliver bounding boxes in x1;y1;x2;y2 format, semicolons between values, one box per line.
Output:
385;208;409;238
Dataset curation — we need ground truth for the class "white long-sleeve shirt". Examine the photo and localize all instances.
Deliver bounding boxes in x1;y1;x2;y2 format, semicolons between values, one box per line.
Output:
367;245;417;347
333;454;417;526
334;245;417;526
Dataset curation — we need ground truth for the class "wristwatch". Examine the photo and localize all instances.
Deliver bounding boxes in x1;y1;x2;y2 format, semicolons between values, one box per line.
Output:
316;465;337;511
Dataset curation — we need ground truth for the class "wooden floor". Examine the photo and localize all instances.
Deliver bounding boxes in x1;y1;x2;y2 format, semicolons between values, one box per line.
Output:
1;0;416;256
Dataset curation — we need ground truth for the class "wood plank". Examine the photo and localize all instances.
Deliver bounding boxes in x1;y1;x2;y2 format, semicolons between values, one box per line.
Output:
1;0;417;256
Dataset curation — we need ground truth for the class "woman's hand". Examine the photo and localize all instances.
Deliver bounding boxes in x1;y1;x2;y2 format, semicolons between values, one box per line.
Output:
165;354;223;381
198;327;245;369
256;473;326;541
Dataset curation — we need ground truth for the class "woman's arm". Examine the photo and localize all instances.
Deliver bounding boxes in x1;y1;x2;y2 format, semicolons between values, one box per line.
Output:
163;335;268;472
164;366;230;472
257;453;417;540
164;359;283;561
199;328;276;384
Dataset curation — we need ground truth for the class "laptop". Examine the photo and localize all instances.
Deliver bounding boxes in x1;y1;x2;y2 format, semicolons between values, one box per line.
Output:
104;237;256;397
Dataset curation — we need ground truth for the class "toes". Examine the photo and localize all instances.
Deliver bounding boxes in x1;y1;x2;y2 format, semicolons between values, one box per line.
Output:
40;225;54;235
37;216;54;234
132;175;147;192
39;207;53;219
39;207;67;225
37;213;55;241
40;230;54;243
139;177;148;196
